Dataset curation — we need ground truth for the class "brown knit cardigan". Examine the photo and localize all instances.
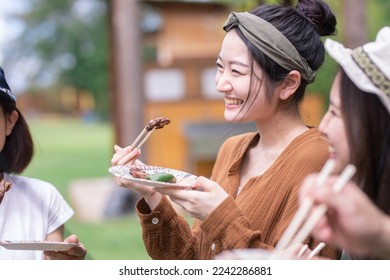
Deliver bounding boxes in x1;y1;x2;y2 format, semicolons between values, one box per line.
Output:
136;128;341;260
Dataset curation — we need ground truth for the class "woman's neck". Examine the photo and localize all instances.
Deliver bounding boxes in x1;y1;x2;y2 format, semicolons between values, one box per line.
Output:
237;115;309;194
254;112;308;150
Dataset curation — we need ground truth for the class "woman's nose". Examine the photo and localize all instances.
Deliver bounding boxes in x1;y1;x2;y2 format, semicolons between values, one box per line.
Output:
319;111;330;135
215;72;232;93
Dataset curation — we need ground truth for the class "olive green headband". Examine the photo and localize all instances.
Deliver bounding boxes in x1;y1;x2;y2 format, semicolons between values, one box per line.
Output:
223;12;316;83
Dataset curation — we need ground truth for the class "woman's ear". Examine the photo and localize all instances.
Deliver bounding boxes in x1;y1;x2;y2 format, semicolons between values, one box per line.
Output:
279;70;301;100
6;110;19;136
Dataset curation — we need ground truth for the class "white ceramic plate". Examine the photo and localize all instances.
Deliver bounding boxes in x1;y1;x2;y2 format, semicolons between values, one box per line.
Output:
109;165;198;189
0;241;81;251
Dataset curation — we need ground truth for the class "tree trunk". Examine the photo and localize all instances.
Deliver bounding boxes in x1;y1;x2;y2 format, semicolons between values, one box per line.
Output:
108;0;145;150
342;0;368;48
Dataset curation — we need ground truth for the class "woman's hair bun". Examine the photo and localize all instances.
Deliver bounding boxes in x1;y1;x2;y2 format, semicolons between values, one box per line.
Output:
296;0;337;36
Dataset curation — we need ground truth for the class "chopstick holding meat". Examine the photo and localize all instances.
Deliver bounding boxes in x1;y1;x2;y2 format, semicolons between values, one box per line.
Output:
130;117;170;150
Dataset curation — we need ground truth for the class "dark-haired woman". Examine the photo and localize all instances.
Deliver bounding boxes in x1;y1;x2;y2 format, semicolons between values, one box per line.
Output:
0;67;86;260
300;26;390;259
112;0;339;259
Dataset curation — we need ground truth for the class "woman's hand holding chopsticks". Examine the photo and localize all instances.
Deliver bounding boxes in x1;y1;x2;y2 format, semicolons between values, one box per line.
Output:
299;175;390;259
110;117;171;211
269;160;356;259
111;144;162;210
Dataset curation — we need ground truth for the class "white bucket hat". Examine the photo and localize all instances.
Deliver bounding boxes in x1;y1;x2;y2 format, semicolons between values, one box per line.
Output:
324;26;390;114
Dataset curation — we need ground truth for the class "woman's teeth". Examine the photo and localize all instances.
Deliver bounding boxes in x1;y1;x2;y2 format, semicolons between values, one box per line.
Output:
225;98;244;105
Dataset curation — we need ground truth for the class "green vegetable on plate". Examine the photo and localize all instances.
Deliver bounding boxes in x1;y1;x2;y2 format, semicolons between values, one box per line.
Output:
146;172;177;183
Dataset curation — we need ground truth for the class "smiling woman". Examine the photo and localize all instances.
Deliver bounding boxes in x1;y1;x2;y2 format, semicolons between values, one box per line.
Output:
111;0;341;260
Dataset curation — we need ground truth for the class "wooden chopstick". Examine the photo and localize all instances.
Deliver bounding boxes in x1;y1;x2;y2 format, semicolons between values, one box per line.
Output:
296;244;309;258
274;159;336;252
134;127;156;150
129;128;147;150
294;242;326;259
270;161;356;260
129;127;156;150
129;117;170;150
287;164;356;248
307;242;326;259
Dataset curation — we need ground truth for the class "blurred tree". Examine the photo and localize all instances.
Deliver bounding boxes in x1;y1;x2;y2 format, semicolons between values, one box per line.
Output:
6;0;110;119
342;0;367;48
367;0;390;40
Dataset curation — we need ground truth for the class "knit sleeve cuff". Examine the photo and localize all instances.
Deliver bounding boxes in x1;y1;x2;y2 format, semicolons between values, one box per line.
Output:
136;195;177;229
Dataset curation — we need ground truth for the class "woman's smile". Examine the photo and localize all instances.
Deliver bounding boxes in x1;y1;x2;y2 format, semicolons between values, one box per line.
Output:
224;97;244;107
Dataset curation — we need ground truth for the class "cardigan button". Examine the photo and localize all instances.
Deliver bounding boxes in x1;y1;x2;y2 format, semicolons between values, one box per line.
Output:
151;217;159;224
211;243;215;251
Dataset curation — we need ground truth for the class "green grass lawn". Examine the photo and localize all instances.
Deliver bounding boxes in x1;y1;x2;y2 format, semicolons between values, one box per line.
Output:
22;115;151;260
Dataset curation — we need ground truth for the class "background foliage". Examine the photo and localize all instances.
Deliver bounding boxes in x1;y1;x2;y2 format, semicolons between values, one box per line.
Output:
5;0;110;119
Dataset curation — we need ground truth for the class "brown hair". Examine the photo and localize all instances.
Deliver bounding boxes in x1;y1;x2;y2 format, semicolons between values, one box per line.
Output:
0;96;34;173
340;69;390;214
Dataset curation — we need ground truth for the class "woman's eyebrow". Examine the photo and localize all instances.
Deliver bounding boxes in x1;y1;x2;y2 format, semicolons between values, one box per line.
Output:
329;100;342;114
217;55;250;68
329;100;339;108
229;60;250;68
